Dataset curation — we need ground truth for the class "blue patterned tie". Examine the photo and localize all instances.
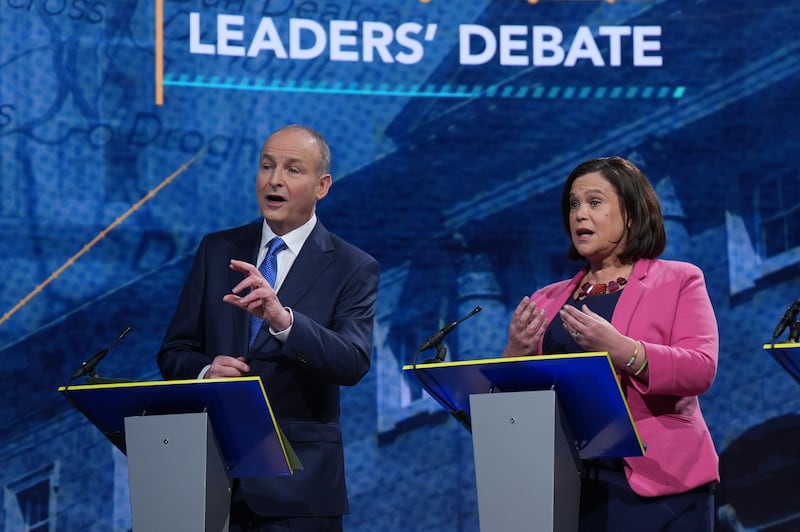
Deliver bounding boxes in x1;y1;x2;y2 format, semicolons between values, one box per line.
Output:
249;237;286;348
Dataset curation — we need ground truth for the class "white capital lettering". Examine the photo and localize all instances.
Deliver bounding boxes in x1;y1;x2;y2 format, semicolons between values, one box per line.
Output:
395;22;425;65
330;20;359;62
633;26;662;66
532;26;564;66
460;24;496;65
598;26;631;67
247;17;287;58
564;26;604;67
362;21;394;63
290;18;326;60
499;25;529;66
189;12;215;55
217;14;246;57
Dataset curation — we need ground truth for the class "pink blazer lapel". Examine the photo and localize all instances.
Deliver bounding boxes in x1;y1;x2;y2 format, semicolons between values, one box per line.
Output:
610;259;653;335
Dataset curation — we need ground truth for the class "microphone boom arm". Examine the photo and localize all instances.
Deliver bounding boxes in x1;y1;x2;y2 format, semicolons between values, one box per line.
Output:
411;307;483;432
417;307;481;362
69;326;131;381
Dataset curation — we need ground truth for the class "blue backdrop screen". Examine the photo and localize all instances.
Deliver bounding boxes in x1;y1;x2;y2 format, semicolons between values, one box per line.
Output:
2;1;799;530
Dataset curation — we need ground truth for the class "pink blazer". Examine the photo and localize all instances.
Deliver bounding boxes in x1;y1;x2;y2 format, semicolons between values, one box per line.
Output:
530;258;720;496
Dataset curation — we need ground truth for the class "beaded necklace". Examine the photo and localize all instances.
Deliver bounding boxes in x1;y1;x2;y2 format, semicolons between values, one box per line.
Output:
575;277;628;301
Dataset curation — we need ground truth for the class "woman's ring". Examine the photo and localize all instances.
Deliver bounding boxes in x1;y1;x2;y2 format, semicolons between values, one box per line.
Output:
573;331;580;338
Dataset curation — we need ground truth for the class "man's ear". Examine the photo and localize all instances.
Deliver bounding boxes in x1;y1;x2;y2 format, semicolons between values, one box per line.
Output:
316;173;332;200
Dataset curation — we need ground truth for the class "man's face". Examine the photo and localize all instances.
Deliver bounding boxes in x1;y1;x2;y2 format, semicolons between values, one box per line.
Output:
256;128;331;235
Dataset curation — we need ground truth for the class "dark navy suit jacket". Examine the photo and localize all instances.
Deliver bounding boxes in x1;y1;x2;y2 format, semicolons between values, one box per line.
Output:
158;219;380;517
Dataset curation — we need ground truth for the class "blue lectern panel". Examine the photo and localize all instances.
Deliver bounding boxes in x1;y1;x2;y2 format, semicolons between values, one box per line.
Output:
59;377;291;478
403;353;644;459
763;343;800;384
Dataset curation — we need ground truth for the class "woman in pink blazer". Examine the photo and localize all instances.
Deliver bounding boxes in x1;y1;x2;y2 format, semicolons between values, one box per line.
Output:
503;156;719;531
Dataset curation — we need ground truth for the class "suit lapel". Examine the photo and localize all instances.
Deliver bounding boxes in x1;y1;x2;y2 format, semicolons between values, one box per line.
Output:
250;220;334;350
277;221;335;308
229;222;263;355
611;259;652;335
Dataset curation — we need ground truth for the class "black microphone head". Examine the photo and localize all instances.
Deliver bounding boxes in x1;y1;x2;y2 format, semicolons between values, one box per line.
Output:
772;299;800;341
68;327;132;382
416;307;483;353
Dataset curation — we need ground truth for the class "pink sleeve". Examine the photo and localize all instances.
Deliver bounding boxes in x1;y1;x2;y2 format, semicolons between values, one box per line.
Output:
635;265;719;396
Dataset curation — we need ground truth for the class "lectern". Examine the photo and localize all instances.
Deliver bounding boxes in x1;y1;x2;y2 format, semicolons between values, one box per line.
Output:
404;353;644;532
59;377;296;532
763;342;800;384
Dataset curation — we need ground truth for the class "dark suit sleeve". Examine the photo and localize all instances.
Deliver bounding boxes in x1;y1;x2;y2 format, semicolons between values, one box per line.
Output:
281;253;379;386
158;234;230;380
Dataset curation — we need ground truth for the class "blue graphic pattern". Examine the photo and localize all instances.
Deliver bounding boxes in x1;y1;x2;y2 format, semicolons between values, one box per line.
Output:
2;1;800;530
164;73;686;99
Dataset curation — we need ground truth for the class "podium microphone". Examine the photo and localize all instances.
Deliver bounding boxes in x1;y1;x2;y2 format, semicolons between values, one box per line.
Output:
70;326;132;381
417;306;482;354
771;300;800;342
411;307;483;432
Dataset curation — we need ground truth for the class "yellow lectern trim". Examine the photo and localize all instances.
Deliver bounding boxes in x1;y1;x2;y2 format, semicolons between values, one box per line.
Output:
403;352;645;456
59;376;298;473
402;351;610;371
762;342;800;349
60;376;259;392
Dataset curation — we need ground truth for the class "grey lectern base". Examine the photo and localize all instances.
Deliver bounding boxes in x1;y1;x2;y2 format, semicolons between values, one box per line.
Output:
470;390;581;532
124;412;232;532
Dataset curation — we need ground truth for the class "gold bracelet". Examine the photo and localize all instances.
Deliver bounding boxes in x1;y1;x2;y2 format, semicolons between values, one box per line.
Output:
633;357;649;377
625;341;638;368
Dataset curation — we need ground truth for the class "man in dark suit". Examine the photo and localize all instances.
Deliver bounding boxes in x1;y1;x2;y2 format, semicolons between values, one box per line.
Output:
158;124;380;531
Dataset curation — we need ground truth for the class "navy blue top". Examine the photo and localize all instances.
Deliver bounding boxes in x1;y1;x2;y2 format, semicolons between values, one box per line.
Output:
542;289;623;355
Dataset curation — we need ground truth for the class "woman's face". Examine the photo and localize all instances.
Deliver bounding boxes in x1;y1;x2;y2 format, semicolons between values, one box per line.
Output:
568;171;628;265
